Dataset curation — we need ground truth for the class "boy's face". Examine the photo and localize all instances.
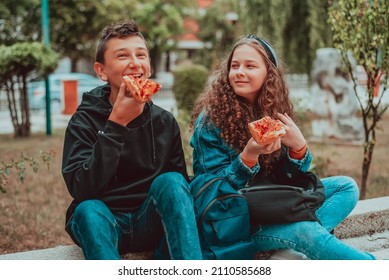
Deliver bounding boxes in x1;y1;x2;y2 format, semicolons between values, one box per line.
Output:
94;35;151;95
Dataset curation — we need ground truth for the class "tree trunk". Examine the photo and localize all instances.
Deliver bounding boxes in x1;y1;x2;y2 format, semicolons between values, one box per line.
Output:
5;77;31;138
150;47;160;79
20;75;31;137
71;57;78;72
165;51;170;72
360;142;374;200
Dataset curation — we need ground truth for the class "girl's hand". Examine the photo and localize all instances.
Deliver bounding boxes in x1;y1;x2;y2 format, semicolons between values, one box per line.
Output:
277;112;306;150
241;137;281;162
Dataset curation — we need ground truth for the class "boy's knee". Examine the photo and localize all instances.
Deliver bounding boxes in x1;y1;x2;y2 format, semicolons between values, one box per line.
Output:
72;199;110;223
150;172;191;203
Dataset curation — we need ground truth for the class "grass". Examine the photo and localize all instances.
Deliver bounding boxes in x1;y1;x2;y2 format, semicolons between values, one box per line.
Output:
1;113;389;255
0;129;74;254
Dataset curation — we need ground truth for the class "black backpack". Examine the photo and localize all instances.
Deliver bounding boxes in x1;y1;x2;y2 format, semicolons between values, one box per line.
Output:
189;173;256;260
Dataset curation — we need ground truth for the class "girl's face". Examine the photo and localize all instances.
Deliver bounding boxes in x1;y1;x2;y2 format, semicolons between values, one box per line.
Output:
228;44;268;104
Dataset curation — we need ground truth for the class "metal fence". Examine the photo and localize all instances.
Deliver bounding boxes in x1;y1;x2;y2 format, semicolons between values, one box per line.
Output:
1;74;311;112
286;74;310;90
153;83;173;100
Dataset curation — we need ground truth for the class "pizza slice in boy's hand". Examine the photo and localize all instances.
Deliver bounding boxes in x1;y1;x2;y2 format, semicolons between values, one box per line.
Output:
123;75;161;102
248;116;286;145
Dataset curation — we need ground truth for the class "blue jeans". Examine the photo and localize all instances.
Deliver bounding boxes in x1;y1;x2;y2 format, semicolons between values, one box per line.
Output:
251;176;376;260
66;172;202;260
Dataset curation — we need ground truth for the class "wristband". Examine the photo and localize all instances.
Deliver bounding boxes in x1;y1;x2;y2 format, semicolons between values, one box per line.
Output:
241;153;258;168
289;143;307;160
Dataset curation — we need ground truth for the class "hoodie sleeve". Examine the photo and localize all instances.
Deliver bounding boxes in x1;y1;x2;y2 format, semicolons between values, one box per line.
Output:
62;114;127;201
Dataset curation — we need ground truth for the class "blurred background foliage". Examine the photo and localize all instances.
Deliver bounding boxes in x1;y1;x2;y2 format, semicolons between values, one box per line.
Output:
172;63;208;113
0;0;333;75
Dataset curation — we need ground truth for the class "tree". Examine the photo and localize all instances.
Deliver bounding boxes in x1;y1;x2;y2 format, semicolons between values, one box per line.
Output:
240;0;289;57
281;0;312;73
134;0;191;76
196;0;241;69
307;0;333;59
0;42;59;137
328;0;389;199
241;0;312;72
0;0;41;45
49;0;138;72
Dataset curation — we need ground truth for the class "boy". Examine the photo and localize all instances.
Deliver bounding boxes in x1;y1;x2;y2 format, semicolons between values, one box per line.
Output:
62;20;201;260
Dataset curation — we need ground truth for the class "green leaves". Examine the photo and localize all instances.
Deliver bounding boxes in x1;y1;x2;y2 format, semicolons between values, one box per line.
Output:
172;64;208;113
0;42;59;137
329;0;388;75
0;42;59;79
328;0;389;199
0;149;56;194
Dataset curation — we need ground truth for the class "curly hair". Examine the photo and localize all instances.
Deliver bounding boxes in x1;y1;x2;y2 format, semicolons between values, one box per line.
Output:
191;37;294;167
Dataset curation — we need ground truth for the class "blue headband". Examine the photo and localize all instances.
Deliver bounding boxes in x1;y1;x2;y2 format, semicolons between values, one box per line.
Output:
246;34;278;68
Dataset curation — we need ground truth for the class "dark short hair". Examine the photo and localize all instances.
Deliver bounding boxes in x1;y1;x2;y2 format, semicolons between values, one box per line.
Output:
95;19;148;64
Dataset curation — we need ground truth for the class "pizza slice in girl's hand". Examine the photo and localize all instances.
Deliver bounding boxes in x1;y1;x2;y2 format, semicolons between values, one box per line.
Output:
248;116;286;145
123;75;161;102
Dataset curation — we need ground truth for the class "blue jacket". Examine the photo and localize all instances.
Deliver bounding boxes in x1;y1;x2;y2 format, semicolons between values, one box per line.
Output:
190;113;312;189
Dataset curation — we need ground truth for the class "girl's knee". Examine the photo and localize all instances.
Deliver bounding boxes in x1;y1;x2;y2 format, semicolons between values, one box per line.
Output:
339;176;359;201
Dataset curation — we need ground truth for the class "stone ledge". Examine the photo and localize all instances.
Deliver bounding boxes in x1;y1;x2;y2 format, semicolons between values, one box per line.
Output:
1;196;389;260
0;245;154;260
335;210;389;239
343;231;389;253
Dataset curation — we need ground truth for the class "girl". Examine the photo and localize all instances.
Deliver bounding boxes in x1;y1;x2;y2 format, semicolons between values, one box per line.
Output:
190;35;375;260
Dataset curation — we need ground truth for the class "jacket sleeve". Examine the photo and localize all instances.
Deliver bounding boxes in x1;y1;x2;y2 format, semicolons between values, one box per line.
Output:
62;115;127;201
190;117;259;189
286;147;312;172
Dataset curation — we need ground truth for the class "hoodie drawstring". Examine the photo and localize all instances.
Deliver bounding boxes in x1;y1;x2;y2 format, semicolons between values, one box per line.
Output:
149;103;157;163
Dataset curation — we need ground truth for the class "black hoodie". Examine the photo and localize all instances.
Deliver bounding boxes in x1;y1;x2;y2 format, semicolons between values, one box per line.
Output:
62;84;188;223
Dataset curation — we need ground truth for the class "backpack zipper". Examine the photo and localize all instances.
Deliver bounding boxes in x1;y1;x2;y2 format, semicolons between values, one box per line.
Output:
239;185;304;194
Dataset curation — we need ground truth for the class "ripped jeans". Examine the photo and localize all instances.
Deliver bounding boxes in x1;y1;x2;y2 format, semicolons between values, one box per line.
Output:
66;172;202;260
251;176;376;260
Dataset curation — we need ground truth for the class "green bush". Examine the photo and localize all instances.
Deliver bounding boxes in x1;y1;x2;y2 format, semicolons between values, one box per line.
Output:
172;63;209;113
0;42;59;137
0;42;59;78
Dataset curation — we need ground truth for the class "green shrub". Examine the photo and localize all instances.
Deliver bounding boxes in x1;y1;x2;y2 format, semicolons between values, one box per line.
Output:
0;42;59;78
0;42;59;137
172;63;208;113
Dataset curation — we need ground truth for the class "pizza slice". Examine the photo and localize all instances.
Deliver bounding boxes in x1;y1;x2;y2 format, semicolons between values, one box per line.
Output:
248;116;286;144
123;75;161;102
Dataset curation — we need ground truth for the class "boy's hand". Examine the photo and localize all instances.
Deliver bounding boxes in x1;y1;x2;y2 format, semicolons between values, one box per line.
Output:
108;82;145;126
241;137;281;162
